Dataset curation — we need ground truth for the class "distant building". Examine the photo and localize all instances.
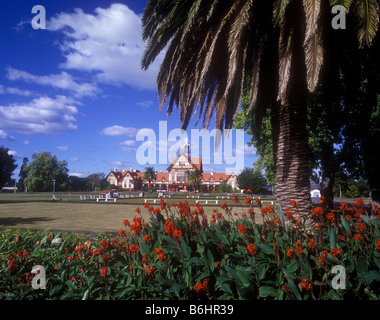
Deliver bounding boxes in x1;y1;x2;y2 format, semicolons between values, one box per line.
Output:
105;169;142;191
106;144;237;192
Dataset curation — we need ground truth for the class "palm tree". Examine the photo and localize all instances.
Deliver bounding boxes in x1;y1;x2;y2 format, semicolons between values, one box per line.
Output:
188;170;202;192
143;166;157;193
141;0;379;219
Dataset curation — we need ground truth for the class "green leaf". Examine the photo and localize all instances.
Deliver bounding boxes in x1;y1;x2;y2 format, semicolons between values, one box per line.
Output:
282;268;301;300
169;282;186;293
257;243;275;255
340;215;351;233
49;284;63;296
277;202;285;228
180;239;191;259
259;286;277;298
257;264;268;281
362;270;380;283
329;227;336;249
82;289;90;300
204;249;214;272
286;261;298;274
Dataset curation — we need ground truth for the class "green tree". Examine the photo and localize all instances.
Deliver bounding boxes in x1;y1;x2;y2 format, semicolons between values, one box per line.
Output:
143;166;156;193
219;180;232;193
141;0;379;218
188;170;202;192
69;176;90;192
237;167;266;194
17;157;29;192
23;152;69;192
85;173;108;191
0;146;18;188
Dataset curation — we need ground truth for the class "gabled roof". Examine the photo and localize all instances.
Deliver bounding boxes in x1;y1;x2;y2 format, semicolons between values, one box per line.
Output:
156;172;169;181
106;170;142;183
166;152;203;172
202;172;233;182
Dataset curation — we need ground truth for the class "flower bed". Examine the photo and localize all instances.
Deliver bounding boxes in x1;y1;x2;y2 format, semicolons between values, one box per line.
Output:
1;195;380;300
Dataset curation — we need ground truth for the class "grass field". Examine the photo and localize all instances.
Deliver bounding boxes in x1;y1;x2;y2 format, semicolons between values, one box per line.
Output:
0;191;270;234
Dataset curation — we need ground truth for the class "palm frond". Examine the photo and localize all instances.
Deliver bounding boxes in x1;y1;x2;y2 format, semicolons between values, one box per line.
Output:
277;17;294;104
273;0;290;26
303;0;323;92
329;0;354;12
352;0;379;47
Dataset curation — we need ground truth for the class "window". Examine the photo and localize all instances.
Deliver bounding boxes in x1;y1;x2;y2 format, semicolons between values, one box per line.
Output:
177;171;186;182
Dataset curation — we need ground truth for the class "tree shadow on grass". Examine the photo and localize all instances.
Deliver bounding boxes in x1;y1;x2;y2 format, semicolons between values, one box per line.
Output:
0;217;55;227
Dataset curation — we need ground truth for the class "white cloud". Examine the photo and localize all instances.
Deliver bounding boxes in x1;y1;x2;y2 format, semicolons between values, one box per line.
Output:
56;146;69;151
69;172;83;177
0;130;15;141
7;150;24;159
0;84;34;97
137;100;154;108
106;160;130;167
69;157;78;162
7;68;99;98
23;139;29;145
119;139;135;146
0;95;80;135
100;125;138;137
47;3;162;90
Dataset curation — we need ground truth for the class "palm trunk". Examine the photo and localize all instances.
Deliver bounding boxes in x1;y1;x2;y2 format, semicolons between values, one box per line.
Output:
272;100;312;221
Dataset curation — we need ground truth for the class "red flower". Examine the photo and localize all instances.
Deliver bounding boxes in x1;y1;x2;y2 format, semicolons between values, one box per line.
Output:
119;229;126;237
247;243;256;256
154;248;166;261
286;249;296;259
245;197;251;205
307;238;316;250
330;248;341;258
295;240;303;255
377;239;380;251
353;234;364;242
247;189;252;194
101;267;108;277
300;278;312;291
143;234;153;244
146;265;155;276
237;224;247;237
123;219;130;227
129;244;140;253
318;250;328;265
232;196;239;203
194;278;209;294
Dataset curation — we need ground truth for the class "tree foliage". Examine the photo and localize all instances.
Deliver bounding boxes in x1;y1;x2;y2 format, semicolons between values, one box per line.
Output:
23;152;69;192
0;146;18;188
237;167;267;194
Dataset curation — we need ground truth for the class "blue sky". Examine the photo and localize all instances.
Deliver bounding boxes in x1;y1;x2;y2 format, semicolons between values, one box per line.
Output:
1;0;257;180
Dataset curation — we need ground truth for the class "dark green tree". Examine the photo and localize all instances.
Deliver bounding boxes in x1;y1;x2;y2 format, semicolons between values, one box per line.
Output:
17;157;29;192
23;152;69;192
237;167;267;194
0;146;18;188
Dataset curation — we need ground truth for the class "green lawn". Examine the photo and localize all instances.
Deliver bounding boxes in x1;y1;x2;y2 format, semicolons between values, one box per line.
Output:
0;192;268;233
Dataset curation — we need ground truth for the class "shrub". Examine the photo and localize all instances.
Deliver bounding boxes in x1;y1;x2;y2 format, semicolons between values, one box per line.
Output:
1;196;380;300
